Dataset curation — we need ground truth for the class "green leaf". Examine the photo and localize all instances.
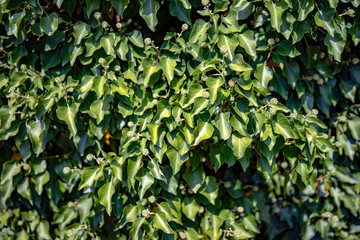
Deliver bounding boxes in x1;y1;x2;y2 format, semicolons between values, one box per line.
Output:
272;113;294;139
69;45;83;66
265;1;288;32
218;34;238;61
142;58;160;87
110;0;130;18
1;161;17;185
192;119;214;146
229;133;252;158
166;147;188;175
314;9;336;37
298;0;314;21
229;54;252;72
199;176;219;205
85;0;100;18
206;77;225;104
283;61;300;88
153;100;171;123
93;76;107;99
33;171;50;195
139;0;160;31
79;166;100;190
26;119;45;156
89;100;110;124
184;167;205;193
254;63;273;88
348;116;360;140
138;171;154;200
73;22;90;45
98;182;115;215
182;198;200;221
40;12;58;36
169;0;191;25
128;30;144;48
159;56;176;84
214;112;232;140
182;83;206;108
56;104;77;136
79;75;95;92
153;212;174;234
78;194;93;223
237;30;257;57
189;19;209;43
116;205;139;229
324;33;345;62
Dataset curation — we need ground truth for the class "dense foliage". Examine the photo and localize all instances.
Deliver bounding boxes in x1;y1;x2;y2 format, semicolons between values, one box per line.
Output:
0;0;360;239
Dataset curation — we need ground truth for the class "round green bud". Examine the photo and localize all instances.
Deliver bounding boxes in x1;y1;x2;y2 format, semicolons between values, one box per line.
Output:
268;86;274;91
101;21;108;29
94;12;101;20
280;161;288;169
317;78;324;85
352;58;359;64
237;206;244;213
267;38;275;46
311;109;319;116
220;46;228;55
182;24;189;31
144;38;152;45
179;231;186;239
228;79;235;87
202;0;210;6
114;65;121;72
187;188;193;194
270;98;278;105
332;215;339;222
347;9;355;15
63;167;71;174
127;121;134;127
320;52;326;59
253;185;259;191
142;148;149;156
335;142;341;147
116;22;122;29
138;65;144;72
275;37;280;43
198;206;204;214
152;99;158;105
322;134;328;139
86;154;95;161
290;113;296;119
127;131;135;137
233;230;241;238
148;195;156;203
201;42;207;48
14;166;21;174
175;117;182;123
269;108;277;115
141;209;151;218
20;64;27;70
313;74;320;81
201;157;206;162
22;164;29;171
66;230;74;237
224;181;231;188
340;230;348;238
203;91;210;99
98;58;105;66
17;220;24;226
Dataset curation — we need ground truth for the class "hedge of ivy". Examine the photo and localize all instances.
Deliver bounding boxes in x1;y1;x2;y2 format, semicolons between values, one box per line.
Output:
0;0;360;239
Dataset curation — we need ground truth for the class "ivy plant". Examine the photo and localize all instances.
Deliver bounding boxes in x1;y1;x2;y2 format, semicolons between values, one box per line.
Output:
0;0;359;239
